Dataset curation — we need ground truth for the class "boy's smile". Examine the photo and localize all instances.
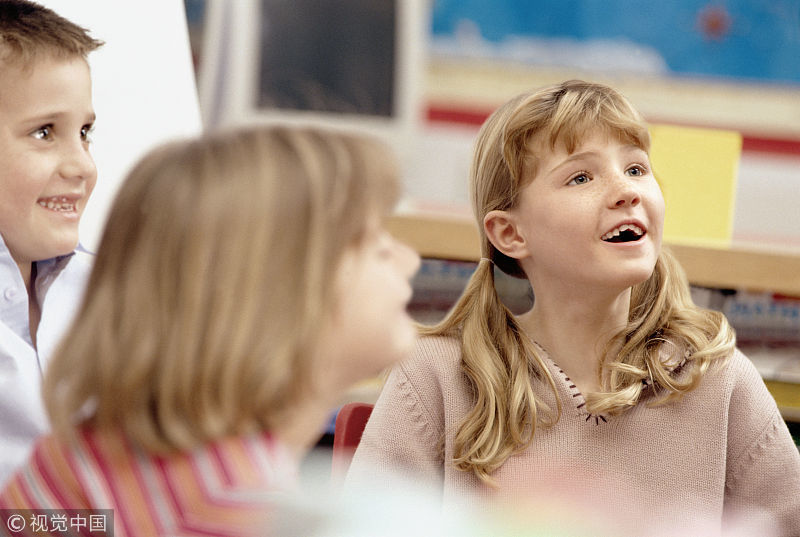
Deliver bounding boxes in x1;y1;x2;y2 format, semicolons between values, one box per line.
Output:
38;196;78;213
0;56;97;271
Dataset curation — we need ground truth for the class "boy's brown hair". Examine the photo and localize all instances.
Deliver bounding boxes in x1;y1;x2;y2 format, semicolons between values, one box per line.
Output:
0;0;103;68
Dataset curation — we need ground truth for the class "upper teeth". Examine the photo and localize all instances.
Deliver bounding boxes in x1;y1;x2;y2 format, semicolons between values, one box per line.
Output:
38;196;75;212
602;224;643;241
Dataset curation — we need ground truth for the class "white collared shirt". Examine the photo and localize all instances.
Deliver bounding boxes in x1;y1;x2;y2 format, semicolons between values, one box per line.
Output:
0;237;91;486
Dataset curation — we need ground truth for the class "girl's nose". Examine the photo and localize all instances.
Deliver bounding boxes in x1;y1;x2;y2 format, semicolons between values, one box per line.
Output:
610;175;641;208
614;192;641;207
394;237;421;280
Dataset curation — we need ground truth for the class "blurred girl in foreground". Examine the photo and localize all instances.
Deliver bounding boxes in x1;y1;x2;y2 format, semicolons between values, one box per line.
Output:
0;125;420;536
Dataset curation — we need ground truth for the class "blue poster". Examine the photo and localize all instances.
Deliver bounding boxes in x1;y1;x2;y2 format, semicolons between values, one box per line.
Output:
430;0;800;84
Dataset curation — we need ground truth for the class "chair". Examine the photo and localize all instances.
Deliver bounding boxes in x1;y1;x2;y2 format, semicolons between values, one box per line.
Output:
331;402;374;481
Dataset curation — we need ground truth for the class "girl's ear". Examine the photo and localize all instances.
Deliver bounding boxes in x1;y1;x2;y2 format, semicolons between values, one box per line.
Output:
484;210;529;260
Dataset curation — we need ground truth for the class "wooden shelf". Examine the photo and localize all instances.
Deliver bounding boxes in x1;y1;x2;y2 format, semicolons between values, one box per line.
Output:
668;244;800;296
388;213;800;296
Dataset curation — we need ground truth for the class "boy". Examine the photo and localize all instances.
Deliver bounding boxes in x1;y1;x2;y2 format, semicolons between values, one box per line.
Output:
0;0;102;484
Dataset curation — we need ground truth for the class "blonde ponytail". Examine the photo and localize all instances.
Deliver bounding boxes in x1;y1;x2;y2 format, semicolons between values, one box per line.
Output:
421;259;558;485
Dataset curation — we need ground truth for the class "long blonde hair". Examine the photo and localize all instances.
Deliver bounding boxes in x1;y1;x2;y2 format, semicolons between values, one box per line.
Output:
422;80;735;484
44;125;399;453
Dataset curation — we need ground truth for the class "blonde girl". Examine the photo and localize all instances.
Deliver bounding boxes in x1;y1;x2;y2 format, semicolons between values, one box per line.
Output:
0;125;419;536
349;80;800;536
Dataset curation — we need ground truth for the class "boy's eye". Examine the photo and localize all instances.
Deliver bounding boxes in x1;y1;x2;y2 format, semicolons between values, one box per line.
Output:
31;125;53;141
567;173;591;185
81;124;95;143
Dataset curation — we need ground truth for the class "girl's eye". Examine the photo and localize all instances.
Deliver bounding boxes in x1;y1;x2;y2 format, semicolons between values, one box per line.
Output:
627;165;647;177
81;124;95;143
31;125;53;141
567;173;591;185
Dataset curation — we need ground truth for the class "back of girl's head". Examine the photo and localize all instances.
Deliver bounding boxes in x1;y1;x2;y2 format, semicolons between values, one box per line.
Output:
471;80;649;278
44;125;399;452
0;0;103;68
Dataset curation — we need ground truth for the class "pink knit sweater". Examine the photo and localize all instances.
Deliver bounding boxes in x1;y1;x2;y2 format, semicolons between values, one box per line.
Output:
348;336;800;536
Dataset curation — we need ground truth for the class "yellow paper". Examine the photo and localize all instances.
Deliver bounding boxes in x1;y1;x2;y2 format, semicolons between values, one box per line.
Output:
649;124;742;248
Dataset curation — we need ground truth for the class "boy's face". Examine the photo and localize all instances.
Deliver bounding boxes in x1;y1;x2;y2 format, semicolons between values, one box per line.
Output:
0;56;97;266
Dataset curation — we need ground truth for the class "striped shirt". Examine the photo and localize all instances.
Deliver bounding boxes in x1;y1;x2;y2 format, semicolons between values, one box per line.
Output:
0;428;297;536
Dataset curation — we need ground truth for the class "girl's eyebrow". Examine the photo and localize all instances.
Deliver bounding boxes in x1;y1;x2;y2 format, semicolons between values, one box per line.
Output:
622;143;647;154
545;144;648;177
546;150;600;175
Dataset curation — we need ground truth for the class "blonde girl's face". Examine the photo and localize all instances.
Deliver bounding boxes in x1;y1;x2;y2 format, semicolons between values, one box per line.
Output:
318;220;420;390
510;129;665;294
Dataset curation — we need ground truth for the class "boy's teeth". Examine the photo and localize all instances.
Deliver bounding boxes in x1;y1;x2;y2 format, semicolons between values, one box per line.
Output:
38;197;75;212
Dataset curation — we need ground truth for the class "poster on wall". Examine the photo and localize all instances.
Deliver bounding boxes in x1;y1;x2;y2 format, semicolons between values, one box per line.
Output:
426;0;800;141
431;1;800;84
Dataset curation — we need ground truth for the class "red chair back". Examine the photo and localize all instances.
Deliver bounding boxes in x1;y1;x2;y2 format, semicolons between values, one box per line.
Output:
331;402;374;481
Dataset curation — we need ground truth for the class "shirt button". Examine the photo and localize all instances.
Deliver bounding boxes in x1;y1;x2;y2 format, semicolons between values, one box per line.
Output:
4;287;20;301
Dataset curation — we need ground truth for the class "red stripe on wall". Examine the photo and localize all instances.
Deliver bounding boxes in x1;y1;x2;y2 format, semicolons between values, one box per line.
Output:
426;106;492;126
426;105;800;157
740;137;800;156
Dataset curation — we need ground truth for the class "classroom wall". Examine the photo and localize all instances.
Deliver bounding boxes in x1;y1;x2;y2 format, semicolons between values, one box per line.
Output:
40;1;799;255
404;56;800;251
192;1;800;253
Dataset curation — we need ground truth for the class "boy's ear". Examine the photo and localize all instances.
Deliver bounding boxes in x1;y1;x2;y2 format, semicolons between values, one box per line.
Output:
483;210;529;260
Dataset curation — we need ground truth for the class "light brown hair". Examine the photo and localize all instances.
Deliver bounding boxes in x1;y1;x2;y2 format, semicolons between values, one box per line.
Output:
44;125;399;453
423;80;735;484
0;0;103;68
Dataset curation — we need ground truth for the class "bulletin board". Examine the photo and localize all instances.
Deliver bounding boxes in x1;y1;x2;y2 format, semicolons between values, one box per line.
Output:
431;1;800;84
426;0;800;141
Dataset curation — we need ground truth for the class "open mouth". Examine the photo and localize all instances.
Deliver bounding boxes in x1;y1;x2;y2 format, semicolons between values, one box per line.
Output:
38;196;76;213
601;223;645;243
